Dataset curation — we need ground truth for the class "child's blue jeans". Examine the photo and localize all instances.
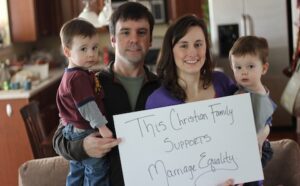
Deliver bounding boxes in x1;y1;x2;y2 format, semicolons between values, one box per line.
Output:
63;124;110;186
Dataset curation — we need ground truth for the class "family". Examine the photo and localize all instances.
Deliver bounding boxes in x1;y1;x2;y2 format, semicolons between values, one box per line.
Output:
53;2;276;186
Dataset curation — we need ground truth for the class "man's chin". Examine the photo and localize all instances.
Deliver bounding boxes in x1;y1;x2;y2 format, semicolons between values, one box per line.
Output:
127;56;144;64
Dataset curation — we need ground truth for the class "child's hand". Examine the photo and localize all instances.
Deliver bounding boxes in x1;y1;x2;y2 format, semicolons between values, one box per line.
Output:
98;125;113;138
257;125;270;157
258;142;263;157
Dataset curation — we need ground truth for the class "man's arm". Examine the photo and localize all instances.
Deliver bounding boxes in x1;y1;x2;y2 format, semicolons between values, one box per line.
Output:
52;122;89;160
52;122;121;160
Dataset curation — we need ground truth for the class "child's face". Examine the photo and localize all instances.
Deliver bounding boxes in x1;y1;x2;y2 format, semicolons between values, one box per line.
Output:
231;54;269;89
64;34;100;69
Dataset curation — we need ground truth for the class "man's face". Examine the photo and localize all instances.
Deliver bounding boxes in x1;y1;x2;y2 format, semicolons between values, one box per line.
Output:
111;18;152;66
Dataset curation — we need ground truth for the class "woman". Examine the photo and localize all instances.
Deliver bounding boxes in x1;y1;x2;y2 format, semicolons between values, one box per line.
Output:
146;15;247;186
146;15;237;109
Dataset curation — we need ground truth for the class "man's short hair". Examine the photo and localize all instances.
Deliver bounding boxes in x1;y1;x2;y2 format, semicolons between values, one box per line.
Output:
109;2;154;39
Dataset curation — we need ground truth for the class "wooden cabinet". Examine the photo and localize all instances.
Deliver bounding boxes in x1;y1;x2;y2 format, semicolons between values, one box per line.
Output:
8;0;62;42
0;99;31;186
0;69;62;186
8;0;36;42
166;0;203;23
8;0;105;42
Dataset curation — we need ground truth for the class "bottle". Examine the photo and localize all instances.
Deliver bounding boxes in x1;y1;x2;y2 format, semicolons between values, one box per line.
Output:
23;80;32;91
0;60;11;90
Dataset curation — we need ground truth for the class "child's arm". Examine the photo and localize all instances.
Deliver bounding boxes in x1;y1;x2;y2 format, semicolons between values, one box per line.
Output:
98;125;113;138
78;100;112;137
257;125;270;157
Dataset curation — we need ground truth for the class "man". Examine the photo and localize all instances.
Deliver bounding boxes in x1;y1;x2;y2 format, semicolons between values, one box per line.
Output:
53;2;160;186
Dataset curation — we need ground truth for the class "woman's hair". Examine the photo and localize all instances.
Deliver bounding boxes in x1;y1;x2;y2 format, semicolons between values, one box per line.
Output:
156;15;214;101
60;18;98;48
229;36;269;64
109;2;154;41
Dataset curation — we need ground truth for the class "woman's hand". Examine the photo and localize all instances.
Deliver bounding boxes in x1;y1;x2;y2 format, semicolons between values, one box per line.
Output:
83;132;121;158
219;179;243;186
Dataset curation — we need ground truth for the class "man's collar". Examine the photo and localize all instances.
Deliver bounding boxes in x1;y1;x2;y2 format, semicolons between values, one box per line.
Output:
107;61;158;82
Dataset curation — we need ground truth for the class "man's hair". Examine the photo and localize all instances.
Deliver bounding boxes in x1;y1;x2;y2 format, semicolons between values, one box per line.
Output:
229;36;269;64
109;2;154;40
60;18;98;48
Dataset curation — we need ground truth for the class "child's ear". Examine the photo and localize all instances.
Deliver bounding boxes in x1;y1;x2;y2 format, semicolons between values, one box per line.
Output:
262;62;269;75
62;46;71;58
229;61;234;70
228;56;234;69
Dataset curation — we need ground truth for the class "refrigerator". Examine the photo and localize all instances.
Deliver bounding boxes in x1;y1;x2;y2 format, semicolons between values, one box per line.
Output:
208;0;295;127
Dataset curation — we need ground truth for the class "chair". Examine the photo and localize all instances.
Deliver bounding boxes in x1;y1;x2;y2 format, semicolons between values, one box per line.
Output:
18;156;69;186
263;139;300;186
18;139;300;186
20;101;57;158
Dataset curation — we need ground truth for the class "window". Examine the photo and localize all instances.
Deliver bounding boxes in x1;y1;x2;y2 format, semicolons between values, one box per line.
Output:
0;0;11;47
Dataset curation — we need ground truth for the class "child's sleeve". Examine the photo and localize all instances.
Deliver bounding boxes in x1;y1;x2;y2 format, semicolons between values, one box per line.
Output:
250;93;276;133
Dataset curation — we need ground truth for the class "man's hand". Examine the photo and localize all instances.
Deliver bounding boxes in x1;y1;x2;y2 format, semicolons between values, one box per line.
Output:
83;132;121;158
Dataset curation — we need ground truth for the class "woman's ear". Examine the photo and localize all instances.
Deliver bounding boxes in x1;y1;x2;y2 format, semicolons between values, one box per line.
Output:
262;62;269;75
110;35;116;48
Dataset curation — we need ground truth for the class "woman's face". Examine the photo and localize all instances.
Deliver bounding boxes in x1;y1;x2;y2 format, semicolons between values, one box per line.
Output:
173;26;207;77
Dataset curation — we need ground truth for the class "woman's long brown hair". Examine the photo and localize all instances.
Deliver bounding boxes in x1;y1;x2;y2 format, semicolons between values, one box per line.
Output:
156;15;214;101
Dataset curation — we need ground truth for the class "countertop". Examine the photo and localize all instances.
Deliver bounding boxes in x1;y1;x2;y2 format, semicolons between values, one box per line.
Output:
0;68;64;100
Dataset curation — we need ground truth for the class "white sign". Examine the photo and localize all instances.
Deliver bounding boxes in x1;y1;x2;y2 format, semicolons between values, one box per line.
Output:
114;94;263;186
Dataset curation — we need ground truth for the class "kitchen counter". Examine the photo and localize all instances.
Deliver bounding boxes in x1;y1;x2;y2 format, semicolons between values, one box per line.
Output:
0;67;62;186
0;68;64;100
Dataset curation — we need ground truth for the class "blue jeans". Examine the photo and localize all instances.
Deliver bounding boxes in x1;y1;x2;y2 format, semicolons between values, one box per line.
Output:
63;124;110;186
